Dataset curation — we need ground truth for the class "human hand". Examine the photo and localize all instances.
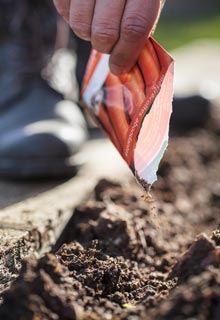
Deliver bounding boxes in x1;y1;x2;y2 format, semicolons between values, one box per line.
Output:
54;0;163;74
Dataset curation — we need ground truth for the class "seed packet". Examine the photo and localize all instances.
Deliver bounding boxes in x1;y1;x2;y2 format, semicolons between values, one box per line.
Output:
82;38;174;189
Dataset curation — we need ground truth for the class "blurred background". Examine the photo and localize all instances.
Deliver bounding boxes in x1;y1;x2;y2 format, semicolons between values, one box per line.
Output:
156;0;220;50
154;0;220;129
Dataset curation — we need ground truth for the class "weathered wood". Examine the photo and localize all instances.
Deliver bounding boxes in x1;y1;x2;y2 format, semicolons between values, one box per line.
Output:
0;139;131;295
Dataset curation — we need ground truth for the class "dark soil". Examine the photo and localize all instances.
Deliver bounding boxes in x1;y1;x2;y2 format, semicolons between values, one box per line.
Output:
1;118;220;319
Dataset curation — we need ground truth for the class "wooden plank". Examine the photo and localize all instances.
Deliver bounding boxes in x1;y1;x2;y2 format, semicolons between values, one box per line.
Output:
0;139;131;294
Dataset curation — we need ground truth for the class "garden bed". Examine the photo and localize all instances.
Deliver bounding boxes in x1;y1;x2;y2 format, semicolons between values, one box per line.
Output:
1;117;220;320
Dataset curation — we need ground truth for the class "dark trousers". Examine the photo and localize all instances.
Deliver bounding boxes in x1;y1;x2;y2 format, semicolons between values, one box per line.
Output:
0;0;91;89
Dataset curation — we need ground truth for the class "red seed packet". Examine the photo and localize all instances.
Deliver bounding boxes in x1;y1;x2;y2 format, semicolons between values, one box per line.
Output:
82;38;174;189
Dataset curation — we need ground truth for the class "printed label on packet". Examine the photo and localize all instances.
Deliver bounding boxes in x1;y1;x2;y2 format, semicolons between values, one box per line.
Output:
82;38;174;189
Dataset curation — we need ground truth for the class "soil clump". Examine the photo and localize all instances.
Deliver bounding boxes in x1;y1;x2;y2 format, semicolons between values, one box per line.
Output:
1;120;220;319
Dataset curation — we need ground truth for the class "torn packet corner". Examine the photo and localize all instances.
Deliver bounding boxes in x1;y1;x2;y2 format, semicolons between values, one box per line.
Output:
82;38;174;189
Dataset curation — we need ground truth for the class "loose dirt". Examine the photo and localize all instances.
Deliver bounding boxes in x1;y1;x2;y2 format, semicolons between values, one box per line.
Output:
1;118;220;320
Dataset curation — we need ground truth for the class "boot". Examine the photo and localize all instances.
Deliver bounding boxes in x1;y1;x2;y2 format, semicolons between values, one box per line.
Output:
170;95;211;133
0;0;88;179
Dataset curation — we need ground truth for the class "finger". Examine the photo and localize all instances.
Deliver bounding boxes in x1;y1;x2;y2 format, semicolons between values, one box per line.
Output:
109;0;161;75
91;0;126;53
53;0;70;23
69;0;96;41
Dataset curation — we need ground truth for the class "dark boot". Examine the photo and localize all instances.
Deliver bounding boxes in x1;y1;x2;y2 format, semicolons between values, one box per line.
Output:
170;95;211;133
0;0;87;179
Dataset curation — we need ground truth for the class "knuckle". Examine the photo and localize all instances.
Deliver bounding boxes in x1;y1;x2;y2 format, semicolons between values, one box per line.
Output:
121;15;147;42
71;19;91;39
110;53;126;68
92;24;118;44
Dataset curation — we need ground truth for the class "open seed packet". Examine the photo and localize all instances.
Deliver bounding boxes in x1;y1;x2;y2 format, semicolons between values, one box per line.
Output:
82;38;174;189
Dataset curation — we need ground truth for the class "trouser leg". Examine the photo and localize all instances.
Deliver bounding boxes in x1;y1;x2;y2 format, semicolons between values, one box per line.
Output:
0;0;91;94
74;36;91;91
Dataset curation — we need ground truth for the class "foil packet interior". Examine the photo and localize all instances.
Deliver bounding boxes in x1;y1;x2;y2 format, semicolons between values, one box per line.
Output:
82;38;174;189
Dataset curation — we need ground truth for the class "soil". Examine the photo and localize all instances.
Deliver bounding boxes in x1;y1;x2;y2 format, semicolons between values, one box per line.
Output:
1;117;220;319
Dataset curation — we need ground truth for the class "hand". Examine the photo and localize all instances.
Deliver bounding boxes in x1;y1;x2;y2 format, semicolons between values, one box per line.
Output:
54;0;162;74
